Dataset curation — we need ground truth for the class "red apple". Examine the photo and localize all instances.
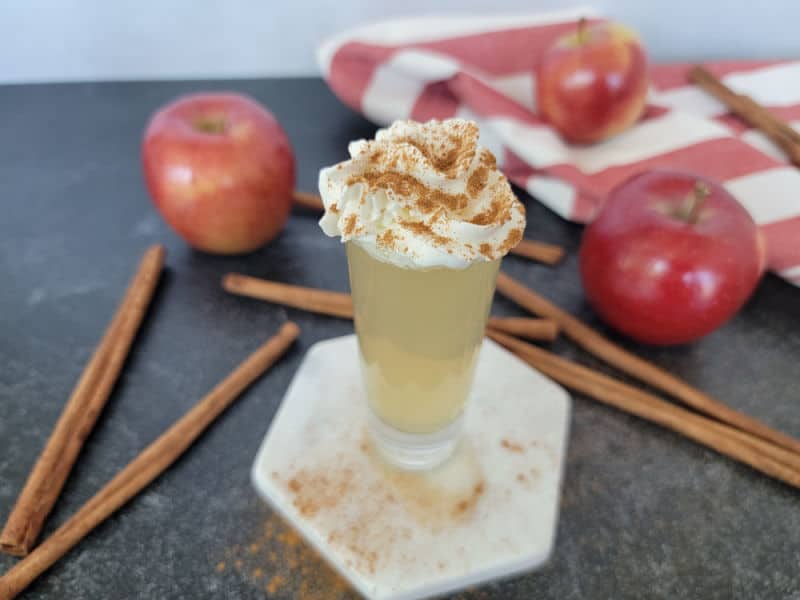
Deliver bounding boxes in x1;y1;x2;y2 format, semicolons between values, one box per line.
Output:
579;170;765;345
142;92;295;254
537;19;648;144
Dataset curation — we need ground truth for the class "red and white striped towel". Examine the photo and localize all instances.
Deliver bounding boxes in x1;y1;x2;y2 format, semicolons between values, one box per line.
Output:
318;7;800;287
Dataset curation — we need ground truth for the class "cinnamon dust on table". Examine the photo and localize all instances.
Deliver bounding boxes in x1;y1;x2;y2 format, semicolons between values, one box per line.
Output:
217;512;352;599
266;574;284;594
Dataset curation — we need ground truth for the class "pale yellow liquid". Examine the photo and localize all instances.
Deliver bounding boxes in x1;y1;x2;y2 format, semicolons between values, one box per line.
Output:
346;242;500;434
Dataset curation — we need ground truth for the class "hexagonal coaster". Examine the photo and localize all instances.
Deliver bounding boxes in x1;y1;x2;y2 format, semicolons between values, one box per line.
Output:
252;335;571;600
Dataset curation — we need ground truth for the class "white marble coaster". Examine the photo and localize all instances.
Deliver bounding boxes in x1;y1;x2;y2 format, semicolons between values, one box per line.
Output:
252;335;571;600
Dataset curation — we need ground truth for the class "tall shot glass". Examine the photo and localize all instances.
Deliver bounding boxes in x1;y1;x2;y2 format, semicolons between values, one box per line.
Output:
346;241;500;470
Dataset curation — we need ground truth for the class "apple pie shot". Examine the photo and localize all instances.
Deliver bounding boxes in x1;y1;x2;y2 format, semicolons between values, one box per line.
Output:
318;119;526;469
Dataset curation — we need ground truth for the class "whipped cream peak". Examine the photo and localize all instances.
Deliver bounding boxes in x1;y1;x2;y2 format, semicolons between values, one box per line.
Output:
318;118;526;269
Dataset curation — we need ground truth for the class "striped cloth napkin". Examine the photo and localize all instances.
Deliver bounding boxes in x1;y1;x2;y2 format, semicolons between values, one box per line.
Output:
317;7;800;287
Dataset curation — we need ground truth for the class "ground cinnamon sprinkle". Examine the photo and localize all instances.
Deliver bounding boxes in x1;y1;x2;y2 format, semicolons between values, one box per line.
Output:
394;126;476;177
437;189;470;212
287;467;355;518
217;511;352;599
469;198;502;226
466;165;489;197
499;227;524;255
452;482;486;517
342;214;358;236
481;150;497;170
349;171;420;197
215;439;495;598
401;221;450;247
377;229;396;251
273;436;488;580
350;171;470;219
501;439;525;453
417;189;469;214
332;121;524;262
266;574;285;594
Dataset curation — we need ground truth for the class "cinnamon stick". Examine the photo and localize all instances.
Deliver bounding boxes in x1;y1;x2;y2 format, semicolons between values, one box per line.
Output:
509;239;565;265
487;316;559;342
293;190;325;211
0;244;165;557
223;274;559;342
689;65;800;167
495;272;800;455
291;190;565;265
0;322;300;600
487;329;800;487
224;273;354;319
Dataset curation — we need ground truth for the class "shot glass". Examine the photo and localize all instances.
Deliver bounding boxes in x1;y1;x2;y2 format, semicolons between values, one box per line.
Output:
346;241;500;469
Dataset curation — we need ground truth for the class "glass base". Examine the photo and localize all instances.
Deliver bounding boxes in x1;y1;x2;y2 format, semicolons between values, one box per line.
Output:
368;411;464;471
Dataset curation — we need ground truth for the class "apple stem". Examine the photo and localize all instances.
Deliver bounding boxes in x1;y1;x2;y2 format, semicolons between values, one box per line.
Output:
686;181;710;225
577;17;588;44
194;116;227;135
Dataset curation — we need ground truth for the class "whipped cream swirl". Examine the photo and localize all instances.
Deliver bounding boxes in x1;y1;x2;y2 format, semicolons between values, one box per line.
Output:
318;119;526;269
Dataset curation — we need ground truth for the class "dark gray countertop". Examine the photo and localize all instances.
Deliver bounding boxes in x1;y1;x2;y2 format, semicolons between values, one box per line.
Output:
1;78;798;600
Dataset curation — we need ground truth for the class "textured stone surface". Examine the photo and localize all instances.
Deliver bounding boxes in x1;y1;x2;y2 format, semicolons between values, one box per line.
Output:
0;79;798;600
